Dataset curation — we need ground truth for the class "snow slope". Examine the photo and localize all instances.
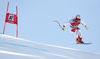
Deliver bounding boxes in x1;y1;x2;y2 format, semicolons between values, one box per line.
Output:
0;34;100;59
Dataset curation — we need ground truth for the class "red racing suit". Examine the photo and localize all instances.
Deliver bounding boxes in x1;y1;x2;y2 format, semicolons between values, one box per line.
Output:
63;18;87;43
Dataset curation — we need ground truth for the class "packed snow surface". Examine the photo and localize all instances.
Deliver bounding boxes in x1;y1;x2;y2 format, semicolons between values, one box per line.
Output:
0;34;100;59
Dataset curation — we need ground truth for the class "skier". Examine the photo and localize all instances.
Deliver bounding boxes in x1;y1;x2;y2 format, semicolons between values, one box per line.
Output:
62;14;88;44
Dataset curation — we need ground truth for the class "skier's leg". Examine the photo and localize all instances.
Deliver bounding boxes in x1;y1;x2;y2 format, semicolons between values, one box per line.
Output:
76;29;82;38
76;30;80;43
70;26;84;43
76;28;84;43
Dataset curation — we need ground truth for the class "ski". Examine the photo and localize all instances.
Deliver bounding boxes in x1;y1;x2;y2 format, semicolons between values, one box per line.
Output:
73;42;92;45
53;20;63;30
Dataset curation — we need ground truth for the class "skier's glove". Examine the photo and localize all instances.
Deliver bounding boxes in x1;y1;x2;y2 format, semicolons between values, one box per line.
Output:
85;26;88;30
62;25;65;31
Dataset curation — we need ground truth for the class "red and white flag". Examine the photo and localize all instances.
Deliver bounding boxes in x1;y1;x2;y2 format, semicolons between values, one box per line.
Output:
5;13;18;24
3;2;18;37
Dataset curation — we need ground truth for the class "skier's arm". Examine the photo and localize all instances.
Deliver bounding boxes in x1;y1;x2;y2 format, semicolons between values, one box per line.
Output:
81;20;88;30
62;21;70;31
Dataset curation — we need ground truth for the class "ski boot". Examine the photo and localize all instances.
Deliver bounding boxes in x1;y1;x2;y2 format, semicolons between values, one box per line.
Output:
76;37;84;44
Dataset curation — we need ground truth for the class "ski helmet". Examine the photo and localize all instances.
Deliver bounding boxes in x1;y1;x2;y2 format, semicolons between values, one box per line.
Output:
76;14;81;19
75;14;81;22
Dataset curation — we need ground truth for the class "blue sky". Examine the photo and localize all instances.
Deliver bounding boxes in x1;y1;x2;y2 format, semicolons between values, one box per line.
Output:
0;0;100;53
